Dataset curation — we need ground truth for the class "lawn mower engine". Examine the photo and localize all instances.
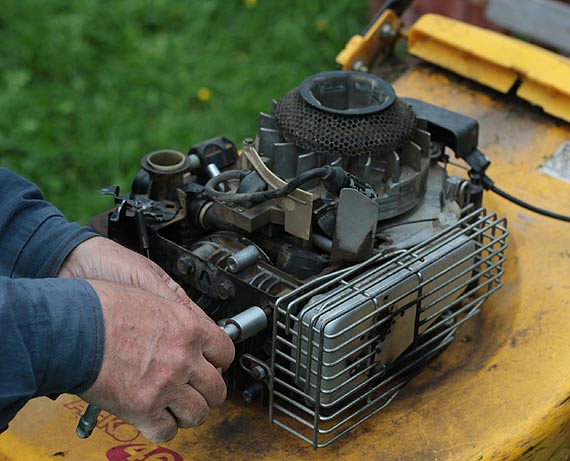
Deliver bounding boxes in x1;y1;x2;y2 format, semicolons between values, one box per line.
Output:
93;71;508;448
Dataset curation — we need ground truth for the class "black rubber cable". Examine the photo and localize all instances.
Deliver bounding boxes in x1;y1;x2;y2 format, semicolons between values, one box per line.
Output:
483;175;570;223
204;166;334;203
207;168;570;222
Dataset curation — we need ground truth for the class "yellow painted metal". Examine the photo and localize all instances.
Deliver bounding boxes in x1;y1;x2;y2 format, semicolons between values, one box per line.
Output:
2;67;570;460
408;14;570;124
336;9;400;71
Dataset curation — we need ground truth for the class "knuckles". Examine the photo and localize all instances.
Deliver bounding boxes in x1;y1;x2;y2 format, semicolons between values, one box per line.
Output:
128;391;158;418
152;367;180;396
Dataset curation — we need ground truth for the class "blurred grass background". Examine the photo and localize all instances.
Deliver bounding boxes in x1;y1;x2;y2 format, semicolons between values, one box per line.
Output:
0;0;370;224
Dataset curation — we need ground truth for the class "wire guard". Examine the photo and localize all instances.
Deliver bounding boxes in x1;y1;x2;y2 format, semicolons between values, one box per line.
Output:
266;207;508;448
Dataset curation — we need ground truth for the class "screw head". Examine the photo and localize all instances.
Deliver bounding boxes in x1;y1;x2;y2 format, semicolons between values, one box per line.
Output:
218;279;235;300
380;22;396;38
352;59;368;72
177;255;195;275
251;365;266;381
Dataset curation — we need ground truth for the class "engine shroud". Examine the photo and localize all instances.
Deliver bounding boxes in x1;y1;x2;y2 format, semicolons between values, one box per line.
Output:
95;71;508;449
259;71;431;221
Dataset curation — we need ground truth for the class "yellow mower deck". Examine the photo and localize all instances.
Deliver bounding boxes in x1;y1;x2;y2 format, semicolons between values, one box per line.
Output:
408;14;570;124
2;63;570;461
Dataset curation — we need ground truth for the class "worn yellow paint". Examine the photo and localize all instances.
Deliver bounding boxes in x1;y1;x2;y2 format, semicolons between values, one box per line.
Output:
336;9;400;71
408;14;570;123
1;67;570;460
0;432;52;461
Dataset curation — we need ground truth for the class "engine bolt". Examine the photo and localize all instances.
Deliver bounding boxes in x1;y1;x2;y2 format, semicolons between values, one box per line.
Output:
242;382;263;403
218;280;235;300
250;365;266;381
177;255;195;275
380;22;396;38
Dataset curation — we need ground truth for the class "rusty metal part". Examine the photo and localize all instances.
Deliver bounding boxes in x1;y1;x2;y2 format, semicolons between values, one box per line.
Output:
171;231;296;302
141;150;191;201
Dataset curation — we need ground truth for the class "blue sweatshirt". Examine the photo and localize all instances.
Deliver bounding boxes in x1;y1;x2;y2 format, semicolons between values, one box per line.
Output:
0;168;104;431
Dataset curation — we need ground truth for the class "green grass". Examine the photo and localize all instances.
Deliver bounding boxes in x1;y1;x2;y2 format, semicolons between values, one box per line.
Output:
0;0;369;223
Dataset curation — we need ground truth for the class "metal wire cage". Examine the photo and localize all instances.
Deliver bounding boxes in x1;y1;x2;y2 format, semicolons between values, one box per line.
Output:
268;207;508;448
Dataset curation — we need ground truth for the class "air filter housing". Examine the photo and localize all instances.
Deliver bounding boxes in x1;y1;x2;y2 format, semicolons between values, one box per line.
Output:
275;71;417;157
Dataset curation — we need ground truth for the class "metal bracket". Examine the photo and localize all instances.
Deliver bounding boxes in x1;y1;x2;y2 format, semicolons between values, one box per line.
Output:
336;9;401;72
240;143;315;241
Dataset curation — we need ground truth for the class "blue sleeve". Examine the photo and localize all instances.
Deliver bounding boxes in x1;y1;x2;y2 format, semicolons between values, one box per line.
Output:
0;277;105;431
0;168;97;278
0;168;105;430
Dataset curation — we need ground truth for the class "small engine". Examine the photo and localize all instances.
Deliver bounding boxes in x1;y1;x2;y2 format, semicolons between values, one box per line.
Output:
92;71;508;448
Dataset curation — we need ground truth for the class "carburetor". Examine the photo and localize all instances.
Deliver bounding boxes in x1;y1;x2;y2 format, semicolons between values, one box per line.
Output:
92;71;508;448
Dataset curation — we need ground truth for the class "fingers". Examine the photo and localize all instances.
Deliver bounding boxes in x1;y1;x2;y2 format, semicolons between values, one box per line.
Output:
148;263;190;305
129;378;220;441
185;357;227;408
58;235;191;306
136;410;179;443
59;235;219;330
168;386;209;429
163;362;225;432
131;361;226;440
199;321;235;370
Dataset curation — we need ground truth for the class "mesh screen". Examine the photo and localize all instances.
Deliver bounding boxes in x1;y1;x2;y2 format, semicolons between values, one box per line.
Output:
274;88;417;157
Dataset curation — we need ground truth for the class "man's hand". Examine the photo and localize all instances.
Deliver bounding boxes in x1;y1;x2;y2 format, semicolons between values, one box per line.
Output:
59;236;235;441
58;236;189;307
83;280;235;443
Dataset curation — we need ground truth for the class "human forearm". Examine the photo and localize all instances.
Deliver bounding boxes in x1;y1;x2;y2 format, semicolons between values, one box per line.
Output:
0;168;96;278
0;276;104;430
